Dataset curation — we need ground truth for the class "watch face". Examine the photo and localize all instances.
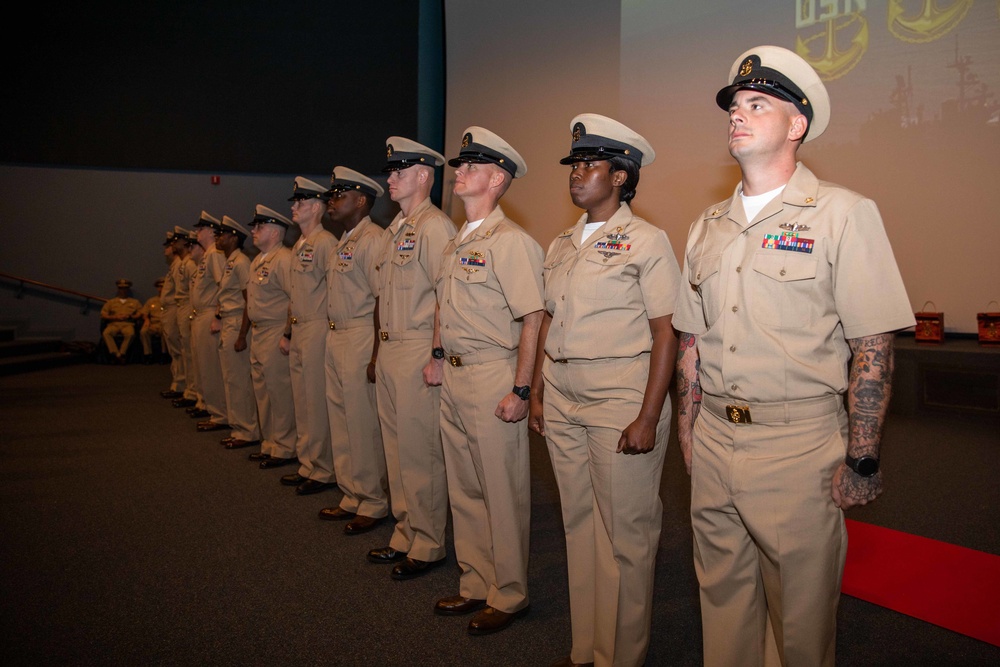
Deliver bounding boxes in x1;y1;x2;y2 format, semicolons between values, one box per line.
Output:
855;456;879;476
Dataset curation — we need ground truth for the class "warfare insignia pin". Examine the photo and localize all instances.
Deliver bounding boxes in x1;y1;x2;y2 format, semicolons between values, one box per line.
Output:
598;251;619;259
778;222;810;232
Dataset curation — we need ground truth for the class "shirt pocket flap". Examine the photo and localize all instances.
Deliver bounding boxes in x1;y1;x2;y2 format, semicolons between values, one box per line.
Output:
456;268;488;284
689;254;721;286
752;253;817;282
584;252;629;267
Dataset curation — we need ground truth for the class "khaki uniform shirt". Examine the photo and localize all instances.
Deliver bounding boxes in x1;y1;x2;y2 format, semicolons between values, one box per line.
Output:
217;249;251;318
672;162;914;403
161;260;179;303
437;205;544;355
327;216;384;325
376;196;456;335
247;245;293;325
543;203;681;361
190;244;225;313
141;297;164;325
173;256;196;306
101;297;143;320
290;225;337;323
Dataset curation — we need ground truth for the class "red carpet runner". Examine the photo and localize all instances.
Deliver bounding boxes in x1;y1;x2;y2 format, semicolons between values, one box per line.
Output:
842;519;1000;647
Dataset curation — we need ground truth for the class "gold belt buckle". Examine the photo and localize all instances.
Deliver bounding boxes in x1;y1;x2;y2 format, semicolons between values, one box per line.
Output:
380;331;389;341
725;405;752;424
448;355;462;367
329;321;336;330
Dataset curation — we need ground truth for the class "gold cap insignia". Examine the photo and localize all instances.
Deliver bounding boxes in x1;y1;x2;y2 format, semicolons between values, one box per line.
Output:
739;58;753;77
462;133;471;148
572;123;583;142
386;144;394;158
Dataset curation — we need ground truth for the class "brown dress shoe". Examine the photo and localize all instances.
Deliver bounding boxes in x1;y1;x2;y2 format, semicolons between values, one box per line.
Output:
196;421;230;432
318;506;356;521
220;436;236;445
550;658;594;667
260;457;297;469
434;595;487;616
344;515;385;535
467;605;529;635
280;473;306;486
391;557;445;580
367;547;407;564
295;479;336;495
248;452;270;461
225;439;261;449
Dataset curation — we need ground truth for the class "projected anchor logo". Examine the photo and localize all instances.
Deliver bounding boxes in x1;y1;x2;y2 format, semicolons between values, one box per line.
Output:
887;0;972;44
795;2;869;81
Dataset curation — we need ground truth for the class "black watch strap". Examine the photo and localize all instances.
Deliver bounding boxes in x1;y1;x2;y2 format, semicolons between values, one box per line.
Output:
512;385;530;401
432;347;445;360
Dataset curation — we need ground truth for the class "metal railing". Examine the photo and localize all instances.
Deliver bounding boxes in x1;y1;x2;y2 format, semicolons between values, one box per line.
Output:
0;271;108;314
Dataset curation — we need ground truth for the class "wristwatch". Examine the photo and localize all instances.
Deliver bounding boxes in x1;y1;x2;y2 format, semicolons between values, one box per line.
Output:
431;347;445;360
512;385;530;401
845;454;879;477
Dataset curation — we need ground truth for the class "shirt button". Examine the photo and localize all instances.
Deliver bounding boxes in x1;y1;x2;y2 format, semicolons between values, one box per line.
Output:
731;384;738;391
732;305;739;312
780;269;786;276
561;295;565;300
729;345;736;352
736;266;742;273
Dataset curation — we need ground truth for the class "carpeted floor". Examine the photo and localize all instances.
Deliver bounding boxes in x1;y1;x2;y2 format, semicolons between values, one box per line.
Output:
1;363;997;666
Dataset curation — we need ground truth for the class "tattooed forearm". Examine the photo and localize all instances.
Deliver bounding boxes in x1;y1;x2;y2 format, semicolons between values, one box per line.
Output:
846;333;895;458
675;332;701;474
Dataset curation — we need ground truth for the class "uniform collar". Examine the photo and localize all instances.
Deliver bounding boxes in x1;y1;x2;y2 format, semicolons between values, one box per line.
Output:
572;202;633;248
456;205;505;247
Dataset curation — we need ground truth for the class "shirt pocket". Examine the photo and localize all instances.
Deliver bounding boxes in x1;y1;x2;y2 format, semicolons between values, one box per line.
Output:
578;252;631;300
389;252;416;289
750;252;818;328
689;254;723;328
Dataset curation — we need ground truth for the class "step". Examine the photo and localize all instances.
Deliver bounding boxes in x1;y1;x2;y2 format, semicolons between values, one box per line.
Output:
0;338;63;360
0;351;86;377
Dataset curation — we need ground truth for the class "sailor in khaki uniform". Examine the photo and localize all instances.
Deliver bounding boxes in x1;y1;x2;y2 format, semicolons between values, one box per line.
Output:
189;212;229;431
171;230;200;408
424;127;541;635
246;206;298;469
160;230;187;396
139;278;166;363
214;216;260;449
278;177;338;495
528;115;681;667
673;47;915;667
318;167;390;534
101;279;143;363
367;137;455;579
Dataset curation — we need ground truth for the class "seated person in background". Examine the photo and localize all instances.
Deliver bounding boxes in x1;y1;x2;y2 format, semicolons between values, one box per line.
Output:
101;279;143;364
140;278;168;364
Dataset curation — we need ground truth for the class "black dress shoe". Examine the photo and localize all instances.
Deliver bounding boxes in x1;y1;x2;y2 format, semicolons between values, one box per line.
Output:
248;452;270;461
261;457;297;469
172;398;197;408
280;473;306;486
225;439;261;449
190;410;212;419
318;506;356;521
434;595;487;616
467;605;529;635
344;515;385;535
296;479;336;495
196;421;230;432
367;547;407;564
391;557;446;580
160;390;183;399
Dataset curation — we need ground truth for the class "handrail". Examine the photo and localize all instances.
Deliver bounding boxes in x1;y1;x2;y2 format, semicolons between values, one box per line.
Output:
0;271;108;314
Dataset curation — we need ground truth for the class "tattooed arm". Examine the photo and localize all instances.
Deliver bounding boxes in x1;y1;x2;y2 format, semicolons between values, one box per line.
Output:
832;333;895;510
675;332;702;475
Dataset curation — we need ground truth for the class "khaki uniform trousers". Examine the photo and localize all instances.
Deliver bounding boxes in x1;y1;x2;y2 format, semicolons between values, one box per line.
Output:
325;322;388;518
161;304;185;392
441;352;530;614
177;304;198;402
250;323;297;459
288;319;333;483
542;354;669;667
375;336;448;562
218;315;260;441
190;312;227;423
103;322;136;357
140;321;164;356
692;394;847;667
